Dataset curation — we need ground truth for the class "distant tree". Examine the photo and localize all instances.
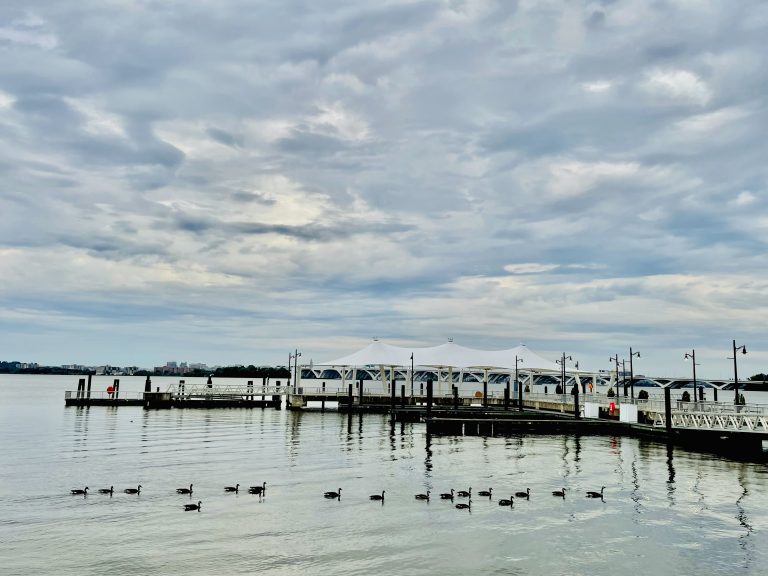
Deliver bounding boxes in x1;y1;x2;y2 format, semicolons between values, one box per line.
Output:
607;387;615;397
681;391;691;402
638;390;649;400
749;373;767;381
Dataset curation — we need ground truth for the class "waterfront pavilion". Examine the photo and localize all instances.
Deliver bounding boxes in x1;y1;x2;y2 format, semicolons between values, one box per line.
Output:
313;340;582;397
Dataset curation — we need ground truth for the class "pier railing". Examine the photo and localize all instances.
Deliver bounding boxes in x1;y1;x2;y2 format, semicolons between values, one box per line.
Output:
65;390;144;401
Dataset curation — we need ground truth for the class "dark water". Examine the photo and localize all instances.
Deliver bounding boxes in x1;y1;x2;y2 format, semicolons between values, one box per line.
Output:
1;375;767;575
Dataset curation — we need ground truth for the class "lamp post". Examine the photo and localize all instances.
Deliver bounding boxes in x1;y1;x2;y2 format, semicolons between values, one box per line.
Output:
731;340;747;404
621;359;627;397
410;353;414;398
629;347;640;400
516;355;524;412
609;354;620;405
557;353;573;397
289;349;301;392
684;350;698;401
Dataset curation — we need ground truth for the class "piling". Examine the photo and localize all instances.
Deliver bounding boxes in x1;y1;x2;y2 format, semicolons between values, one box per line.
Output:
114;378;120;399
713;387;718;402
359;379;364;405
77;378;85;399
390;377;396;412
207;375;213;388
86;374;92;399
144;375;151;393
483;378;488;407
503;387;509;410
573;386;580;420
518;380;523;412
401;384;406;408
426;379;433;417
453;385;459;409
664;387;672;433
348;383;353;407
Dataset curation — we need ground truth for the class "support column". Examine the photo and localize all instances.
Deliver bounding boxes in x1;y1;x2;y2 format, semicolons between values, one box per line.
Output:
664;387;672;433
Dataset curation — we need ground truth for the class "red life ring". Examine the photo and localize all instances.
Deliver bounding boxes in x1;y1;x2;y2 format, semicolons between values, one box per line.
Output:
107;386;114;392
609;402;615;415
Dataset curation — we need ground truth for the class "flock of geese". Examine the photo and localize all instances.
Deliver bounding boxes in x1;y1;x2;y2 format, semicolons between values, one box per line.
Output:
68;482;267;511
324;485;606;510
70;483;606;511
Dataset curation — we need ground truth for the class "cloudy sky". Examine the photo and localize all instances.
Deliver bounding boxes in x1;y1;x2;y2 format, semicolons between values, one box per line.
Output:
1;0;766;377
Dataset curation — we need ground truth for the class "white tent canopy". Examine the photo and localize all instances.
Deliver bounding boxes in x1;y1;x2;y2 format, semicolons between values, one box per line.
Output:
319;341;562;372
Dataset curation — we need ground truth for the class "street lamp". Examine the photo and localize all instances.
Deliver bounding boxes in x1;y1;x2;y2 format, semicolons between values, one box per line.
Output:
289;349;301;392
684;350;698;401
731;340;747;404
516;355;524;412
629;347;640;400
556;353;574;397
609;354;620;405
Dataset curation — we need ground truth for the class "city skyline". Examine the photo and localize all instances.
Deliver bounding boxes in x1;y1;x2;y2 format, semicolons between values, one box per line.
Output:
1;1;767;378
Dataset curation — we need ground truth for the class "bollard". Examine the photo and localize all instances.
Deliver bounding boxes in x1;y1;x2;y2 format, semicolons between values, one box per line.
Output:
453;385;459;409
401;384;406;408
86;374;92;399
426;379;433;417
574;387;580;420
114;378;120;399
664;387;672;433
348;383;353;408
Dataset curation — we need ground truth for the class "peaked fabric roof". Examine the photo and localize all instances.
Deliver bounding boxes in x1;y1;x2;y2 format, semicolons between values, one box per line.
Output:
319;341;561;371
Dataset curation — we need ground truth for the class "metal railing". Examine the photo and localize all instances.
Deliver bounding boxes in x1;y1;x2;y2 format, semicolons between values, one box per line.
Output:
65;391;144;400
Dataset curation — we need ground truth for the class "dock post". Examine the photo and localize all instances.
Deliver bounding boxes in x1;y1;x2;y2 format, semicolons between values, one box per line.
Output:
426;379;433;417
359;378;364;405
401;384;406;408
483;377;488;407
573;386;580;419
390;377;396;412
77;378;85;399
144;375;151;393
348;383;353;409
86;374;92;399
713;387;718;402
664;387;672;433
453;385;459;409
114;378;120;399
247;380;253;401
504;386;509;410
518;378;523;412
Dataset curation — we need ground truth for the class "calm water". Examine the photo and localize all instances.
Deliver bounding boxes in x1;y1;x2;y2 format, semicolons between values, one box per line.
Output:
1;375;767;575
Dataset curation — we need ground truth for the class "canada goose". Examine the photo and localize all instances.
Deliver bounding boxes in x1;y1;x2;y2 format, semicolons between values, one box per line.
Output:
415;491;430;501
552;488;566;498
98;486;114;495
515;488;530;499
439;489;454;500
586;486;605;498
184;501;202;511
457;488;471;498
176;484;193;494
249;482;266;495
498;496;514;506
224;484;239;493
478;488;492;497
370;490;385;501
124;485;141;494
70;487;88;495
455;499;471;510
324;488;342;499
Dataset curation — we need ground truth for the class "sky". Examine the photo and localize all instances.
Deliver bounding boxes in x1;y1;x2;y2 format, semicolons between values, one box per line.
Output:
1;0;767;378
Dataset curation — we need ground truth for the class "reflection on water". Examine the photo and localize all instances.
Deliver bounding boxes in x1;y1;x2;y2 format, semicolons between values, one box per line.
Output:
1;375;768;576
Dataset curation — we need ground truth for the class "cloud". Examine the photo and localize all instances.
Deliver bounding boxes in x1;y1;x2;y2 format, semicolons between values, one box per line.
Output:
0;0;766;376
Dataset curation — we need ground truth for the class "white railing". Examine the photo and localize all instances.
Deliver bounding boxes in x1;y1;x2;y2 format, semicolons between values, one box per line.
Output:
65;391;144;400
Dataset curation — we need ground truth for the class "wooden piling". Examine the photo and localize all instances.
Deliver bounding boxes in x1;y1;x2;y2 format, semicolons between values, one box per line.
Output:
426;379;433;417
401;384;406;408
86;374;92;399
483;378;488;407
664;387;672;433
453;385;459;409
348;383;353;407
504;387;509;410
573;386;580;419
77;378;85;399
713;387;718;402
114;378;120;399
359;378;364;405
390;377;396;412
144;375;151;393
